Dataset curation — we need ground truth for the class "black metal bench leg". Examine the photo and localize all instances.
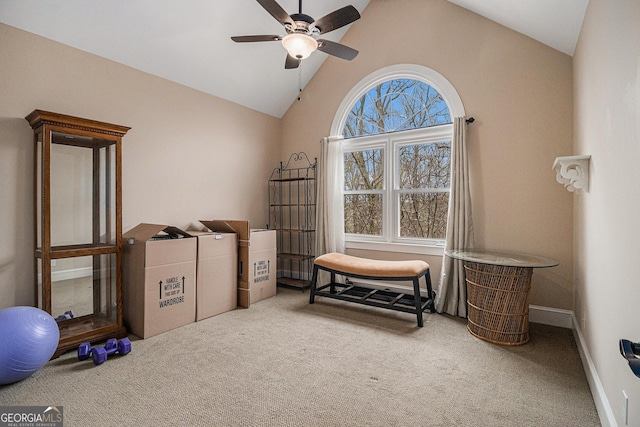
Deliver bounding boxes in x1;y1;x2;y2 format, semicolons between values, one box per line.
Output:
412;277;424;327
424;270;436;313
330;271;336;294
309;265;319;304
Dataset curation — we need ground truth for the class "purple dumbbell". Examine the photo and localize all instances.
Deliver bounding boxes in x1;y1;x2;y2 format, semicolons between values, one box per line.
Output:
77;338;132;365
92;338;132;365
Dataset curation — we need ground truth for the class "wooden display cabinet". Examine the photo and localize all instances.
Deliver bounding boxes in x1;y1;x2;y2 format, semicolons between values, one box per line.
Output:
25;110;130;358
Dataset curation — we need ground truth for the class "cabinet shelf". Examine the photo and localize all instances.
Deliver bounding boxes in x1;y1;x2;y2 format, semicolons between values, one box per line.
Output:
55;313;126;358
269;152;317;290
36;243;118;259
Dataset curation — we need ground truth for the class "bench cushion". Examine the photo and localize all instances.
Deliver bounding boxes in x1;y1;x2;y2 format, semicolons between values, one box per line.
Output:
314;253;429;278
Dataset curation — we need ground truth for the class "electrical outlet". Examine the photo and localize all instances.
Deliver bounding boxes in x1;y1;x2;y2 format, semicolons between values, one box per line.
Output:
622;390;628;425
51;260;56;267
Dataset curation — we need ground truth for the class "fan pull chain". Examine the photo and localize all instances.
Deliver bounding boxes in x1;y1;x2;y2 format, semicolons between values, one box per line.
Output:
297;63;302;101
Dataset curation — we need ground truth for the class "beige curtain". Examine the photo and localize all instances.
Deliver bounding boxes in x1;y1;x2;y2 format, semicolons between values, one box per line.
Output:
315;136;345;258
436;117;474;317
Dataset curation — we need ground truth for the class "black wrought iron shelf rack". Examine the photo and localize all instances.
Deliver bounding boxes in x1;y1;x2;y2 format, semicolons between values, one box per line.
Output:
268;152;317;289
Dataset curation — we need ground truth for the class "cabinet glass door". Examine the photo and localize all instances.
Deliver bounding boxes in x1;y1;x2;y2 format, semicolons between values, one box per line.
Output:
49;132;116;248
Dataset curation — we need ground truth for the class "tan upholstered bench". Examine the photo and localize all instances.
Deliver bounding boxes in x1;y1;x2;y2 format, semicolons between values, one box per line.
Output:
309;253;435;327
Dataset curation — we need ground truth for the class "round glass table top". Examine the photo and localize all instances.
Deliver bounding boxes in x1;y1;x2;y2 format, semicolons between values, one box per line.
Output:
445;249;559;268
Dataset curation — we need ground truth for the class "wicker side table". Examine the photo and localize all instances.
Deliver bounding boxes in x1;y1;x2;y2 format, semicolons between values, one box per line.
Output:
445;250;558;346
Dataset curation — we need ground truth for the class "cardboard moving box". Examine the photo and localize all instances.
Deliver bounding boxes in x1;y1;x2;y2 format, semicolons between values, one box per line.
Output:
189;231;237;321
123;224;196;338
200;220;276;308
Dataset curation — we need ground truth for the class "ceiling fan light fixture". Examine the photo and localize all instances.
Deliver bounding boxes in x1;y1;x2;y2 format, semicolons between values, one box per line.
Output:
282;33;318;59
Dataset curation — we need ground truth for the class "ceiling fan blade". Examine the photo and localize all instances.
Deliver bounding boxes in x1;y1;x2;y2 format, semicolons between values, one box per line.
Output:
317;39;358;60
257;0;294;27
313;5;360;34
285;54;300;69
231;35;282;43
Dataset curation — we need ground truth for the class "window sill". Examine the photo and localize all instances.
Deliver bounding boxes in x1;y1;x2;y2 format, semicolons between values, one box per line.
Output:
345;240;445;256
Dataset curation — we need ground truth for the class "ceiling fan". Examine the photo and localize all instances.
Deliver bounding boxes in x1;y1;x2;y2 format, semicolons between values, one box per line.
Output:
231;0;361;69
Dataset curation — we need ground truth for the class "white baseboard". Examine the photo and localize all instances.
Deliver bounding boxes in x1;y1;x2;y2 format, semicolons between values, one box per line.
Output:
37;267;93;283
571;313;617;427
53;266;93;281
529;304;573;328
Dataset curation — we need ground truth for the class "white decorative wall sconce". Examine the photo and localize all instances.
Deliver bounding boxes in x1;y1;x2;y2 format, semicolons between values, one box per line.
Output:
552;155;591;193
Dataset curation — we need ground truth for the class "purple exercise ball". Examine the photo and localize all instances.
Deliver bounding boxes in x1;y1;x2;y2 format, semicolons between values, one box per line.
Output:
0;306;60;385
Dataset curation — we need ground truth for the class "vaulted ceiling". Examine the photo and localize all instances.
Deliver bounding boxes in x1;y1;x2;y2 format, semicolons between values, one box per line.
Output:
0;0;588;118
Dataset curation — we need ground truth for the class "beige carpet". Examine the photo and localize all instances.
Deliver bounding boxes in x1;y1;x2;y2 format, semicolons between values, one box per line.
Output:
0;287;600;426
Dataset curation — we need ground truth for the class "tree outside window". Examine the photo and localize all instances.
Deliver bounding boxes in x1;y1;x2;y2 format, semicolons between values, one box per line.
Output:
342;79;452;244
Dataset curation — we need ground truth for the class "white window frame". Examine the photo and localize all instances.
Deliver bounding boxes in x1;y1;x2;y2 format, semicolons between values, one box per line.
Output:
343;125;453;252
393;125;453;245
332;64;465;255
343;136;388;242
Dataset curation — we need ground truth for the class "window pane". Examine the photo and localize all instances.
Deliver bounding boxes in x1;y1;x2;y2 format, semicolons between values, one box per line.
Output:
399;192;449;239
399;142;451;190
344;149;384;191
344;194;382;235
343;79;451;137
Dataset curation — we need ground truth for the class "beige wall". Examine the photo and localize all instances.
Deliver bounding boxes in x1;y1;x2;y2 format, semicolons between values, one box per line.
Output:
0;23;281;308
281;0;574;307
573;0;640;424
0;1;579;311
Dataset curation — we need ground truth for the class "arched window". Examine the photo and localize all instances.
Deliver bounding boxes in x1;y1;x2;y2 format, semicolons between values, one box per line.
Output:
332;65;464;252
343;79;451;137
